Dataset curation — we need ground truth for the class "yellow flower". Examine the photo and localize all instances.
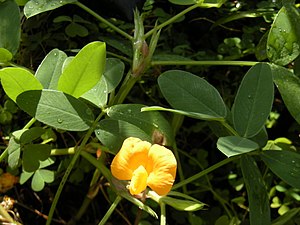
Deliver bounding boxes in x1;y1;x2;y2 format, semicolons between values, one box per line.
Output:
111;137;177;196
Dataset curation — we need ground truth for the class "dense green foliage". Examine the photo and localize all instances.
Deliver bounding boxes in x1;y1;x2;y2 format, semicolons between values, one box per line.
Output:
0;0;300;224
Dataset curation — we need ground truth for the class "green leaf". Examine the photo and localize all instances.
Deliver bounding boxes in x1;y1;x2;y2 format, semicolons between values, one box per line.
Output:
232;63;274;137
65;23;88;37
20;127;46;144
103;58;124;93
270;64;300;125
19;170;34;184
267;4;300;65
119;191;158;219
241;155;271;225
107;104;174;146
38;169;54;183
168;191;206;203
15;0;28;6
95;119;152;154
39;157;55;168
261;150;300;189
100;36;132;57
0;67;43;102
80;79;108;108
158;70;227;119
213;10;274;30
16;89;94;131
255;31;269;61
0;48;13;62
142;106;225;121
80;58;124;108
7;137;21;169
217;136;259;157
31;170;45;191
249;126;268;148
271;208;300;225
53;15;72;23
23;144;52;172
161;196;206;211
169;0;226;7
24;0;77;18
57;41;106;98
0;0;20;55
168;0;197;5
35;48;67;89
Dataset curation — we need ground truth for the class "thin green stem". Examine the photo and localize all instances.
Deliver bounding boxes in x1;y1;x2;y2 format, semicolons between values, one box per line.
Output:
98;195;122;225
221;121;239;136
111;71;139;105
172;156;240;190
71;169;102;224
107;51;132;64
177;148;234;218
151;60;258;67
160;202;166;225
80;151;112;182
46;112;105;225
23;118;36;129
0;148;8;163
75;1;133;41
172;143;187;193
145;4;199;39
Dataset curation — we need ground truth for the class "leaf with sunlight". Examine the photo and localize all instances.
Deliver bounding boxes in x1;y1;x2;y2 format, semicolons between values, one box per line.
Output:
0;48;13;63
0;67;43;102
217;136;259;157
267;4;300;66
95;119;152;154
57;41;106;98
35;49;67;89
16;89;94;131
107;104;174;146
24;0;77;18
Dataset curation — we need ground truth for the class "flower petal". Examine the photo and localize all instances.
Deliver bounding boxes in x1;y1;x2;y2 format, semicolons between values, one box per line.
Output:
129;165;148;195
111;137;151;180
146;144;177;195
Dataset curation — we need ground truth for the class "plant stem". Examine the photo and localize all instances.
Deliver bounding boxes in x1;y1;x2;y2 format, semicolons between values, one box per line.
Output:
177;148;234;218
46;111;105;225
221;121;240;136
145;4;199;39
111;71;139;105
0;148;8;163
172;143;187;194
151;60;257;67
23;118;36;129
160;202;166;225
75;1;133;41
98;195;122;225
80;151;112;182
172;156;239;190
